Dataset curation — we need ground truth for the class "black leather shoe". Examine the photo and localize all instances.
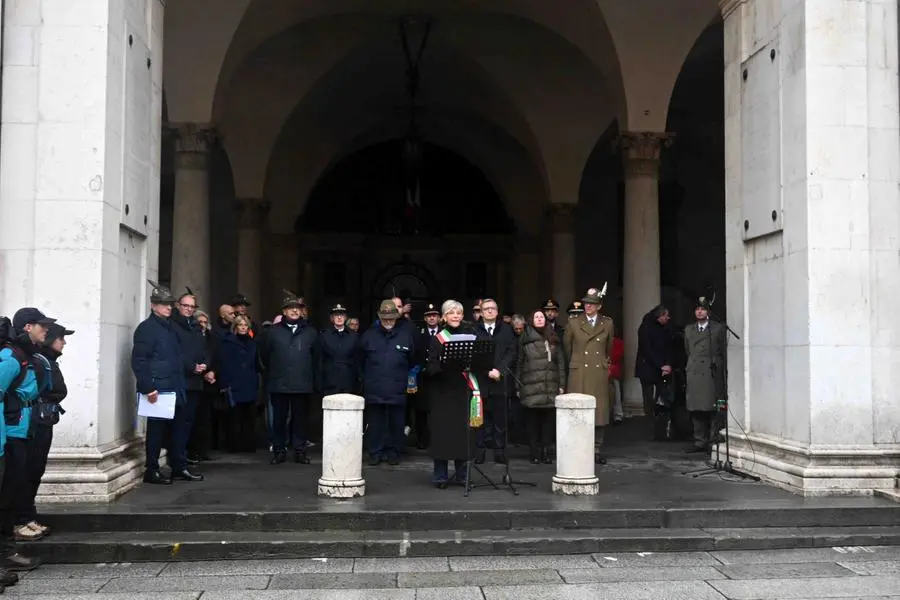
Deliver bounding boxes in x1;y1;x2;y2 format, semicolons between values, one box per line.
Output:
270;450;287;465
294;450;311;465
1;570;19;586
474;449;486;464
494;451;507;464
541;448;553;465
367;455;382;466
387;455;400;466
594;453;607;465
143;470;172;485
172;468;204;482
2;553;40;572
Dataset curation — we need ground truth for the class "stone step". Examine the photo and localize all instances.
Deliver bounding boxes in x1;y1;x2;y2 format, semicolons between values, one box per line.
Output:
39;505;900;533
19;526;900;564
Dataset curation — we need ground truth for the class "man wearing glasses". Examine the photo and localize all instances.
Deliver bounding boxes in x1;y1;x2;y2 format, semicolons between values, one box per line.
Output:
475;298;516;464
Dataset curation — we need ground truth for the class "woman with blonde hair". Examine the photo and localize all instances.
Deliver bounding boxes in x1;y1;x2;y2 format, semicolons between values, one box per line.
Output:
216;315;259;452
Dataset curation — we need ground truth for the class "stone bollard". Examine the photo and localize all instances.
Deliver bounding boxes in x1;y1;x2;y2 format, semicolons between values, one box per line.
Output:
318;394;366;498
552;393;599;495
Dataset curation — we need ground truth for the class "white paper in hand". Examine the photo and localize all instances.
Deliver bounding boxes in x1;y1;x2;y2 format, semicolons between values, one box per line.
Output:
137;392;176;420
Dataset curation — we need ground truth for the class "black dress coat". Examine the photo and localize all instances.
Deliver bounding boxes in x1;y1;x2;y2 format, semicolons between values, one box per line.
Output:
426;322;489;460
319;327;361;395
635;310;673;383
475;320;516;397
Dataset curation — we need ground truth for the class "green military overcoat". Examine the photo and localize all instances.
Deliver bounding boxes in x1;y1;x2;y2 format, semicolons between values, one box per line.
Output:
683;320;727;412
563;314;614;426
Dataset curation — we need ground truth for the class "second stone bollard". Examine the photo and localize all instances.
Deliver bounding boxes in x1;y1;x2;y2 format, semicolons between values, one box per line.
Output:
552;393;600;495
318;393;366;498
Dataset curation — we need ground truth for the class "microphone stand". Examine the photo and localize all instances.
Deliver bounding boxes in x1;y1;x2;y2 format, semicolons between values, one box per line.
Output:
498;366;535;492
682;308;760;482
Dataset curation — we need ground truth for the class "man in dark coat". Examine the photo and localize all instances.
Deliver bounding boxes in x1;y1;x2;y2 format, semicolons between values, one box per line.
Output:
684;296;727;453
474;297;516;464
360;300;415;466
132;282;201;484
171;291;213;473
635;304;674;439
412;302;442;449
259;291;319;465
319;303;361;395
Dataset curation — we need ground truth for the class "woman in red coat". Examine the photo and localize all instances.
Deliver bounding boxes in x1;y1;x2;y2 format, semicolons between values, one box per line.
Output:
608;336;625;424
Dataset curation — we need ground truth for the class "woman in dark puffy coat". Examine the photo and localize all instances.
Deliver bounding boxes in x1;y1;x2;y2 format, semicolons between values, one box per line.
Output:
516;309;567;464
217;315;259;452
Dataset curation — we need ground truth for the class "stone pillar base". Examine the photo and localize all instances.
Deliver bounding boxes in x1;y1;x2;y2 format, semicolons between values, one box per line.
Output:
37;437;145;504
728;433;900;497
317;478;366;499
551;475;600;496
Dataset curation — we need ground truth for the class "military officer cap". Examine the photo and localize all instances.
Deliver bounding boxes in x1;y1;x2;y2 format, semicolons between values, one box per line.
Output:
330;303;348;314
281;289;305;309
148;280;176;304
542;298;560;311
581;283;608;305
423;302;440;316
567;301;585;315
229;294;251;307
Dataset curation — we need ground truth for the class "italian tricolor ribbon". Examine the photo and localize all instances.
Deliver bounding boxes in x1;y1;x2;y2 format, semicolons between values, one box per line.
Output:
436;329;484;428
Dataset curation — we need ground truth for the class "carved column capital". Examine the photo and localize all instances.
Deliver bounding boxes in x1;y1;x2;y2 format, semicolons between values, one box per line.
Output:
547;203;577;233
619;132;674;179
166;123;216;169
235;197;272;230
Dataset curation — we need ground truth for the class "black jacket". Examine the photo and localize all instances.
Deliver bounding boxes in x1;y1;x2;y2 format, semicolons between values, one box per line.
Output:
259;320;320;394
635;310;673;383
171;313;210;392
476;320;517;396
131;312;186;404
319;327;361;395
40;348;67;404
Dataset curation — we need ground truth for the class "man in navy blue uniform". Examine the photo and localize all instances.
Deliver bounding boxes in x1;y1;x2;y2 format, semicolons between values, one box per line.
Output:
132;281;202;484
318;303;360;396
360;300;415;466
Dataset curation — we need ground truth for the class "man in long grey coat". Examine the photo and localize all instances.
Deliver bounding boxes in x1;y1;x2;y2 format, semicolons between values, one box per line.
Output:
683;297;727;453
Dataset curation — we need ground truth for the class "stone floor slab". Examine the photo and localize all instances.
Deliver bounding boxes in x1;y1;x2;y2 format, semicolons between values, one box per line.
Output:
2;577;107;594
200;591;416;600
414;588;486;600
591;551;721;567
449;554;597;571
354;557;450;573
398;569;562;588
712;547;900;565
22;562;166;579
715;562;858;580
160;558;354;576
838;560;900;576
11;595;199;600
482;581;727;600
560;566;725;583
269;573;397;589
99;574;271;592
709;576;900;599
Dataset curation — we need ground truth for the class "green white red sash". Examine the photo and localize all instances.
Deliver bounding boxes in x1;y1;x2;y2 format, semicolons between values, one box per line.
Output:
435;329;484;427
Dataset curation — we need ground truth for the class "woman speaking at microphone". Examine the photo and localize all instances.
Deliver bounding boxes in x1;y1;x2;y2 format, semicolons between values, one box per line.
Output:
425;300;490;488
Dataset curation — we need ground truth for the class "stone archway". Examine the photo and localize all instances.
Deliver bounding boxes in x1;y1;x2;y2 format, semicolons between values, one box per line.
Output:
369;261;441;324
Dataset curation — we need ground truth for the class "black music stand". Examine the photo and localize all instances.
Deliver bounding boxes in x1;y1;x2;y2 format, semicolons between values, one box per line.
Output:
439;338;512;497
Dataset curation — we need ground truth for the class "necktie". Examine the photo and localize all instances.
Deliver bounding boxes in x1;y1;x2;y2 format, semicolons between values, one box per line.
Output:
589;318;595;328
488;325;493;336
430;329;436;336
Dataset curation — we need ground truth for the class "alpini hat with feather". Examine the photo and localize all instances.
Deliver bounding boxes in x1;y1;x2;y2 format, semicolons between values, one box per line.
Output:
581;283;608;305
148;280;176;304
281;289;305;309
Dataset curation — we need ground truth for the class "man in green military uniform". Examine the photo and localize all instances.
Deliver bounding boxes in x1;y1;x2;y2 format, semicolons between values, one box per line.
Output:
563;285;614;464
683;296;727;454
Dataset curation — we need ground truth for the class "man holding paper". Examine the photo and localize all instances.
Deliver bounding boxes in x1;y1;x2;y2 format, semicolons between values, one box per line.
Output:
132;281;201;485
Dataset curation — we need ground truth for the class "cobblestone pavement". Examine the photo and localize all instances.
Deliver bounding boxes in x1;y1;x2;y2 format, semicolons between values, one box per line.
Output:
10;545;900;598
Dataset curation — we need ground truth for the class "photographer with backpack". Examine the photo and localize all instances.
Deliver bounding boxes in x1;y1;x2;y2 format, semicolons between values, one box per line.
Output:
0;308;54;579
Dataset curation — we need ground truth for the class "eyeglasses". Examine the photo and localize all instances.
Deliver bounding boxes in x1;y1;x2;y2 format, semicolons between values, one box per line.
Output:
482;305;498;312
179;303;196;309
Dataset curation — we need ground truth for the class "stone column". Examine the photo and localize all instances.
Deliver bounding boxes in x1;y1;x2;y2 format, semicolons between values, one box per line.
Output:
235;198;271;319
170;123;215;303
318;394;366;498
549;204;577;303
723;0;900;494
620;132;672;415
552;393;599;495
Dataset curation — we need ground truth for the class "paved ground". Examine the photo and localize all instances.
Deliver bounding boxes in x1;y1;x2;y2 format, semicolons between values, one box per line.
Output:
12;546;900;598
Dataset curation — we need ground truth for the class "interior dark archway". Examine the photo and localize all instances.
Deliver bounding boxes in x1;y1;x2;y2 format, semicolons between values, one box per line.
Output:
297;140;514;236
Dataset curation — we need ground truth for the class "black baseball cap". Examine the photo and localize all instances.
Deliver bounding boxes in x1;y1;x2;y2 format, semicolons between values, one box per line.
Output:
13;308;56;333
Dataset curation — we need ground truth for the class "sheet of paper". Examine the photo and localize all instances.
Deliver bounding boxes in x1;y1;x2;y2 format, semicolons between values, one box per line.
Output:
447;334;477;341
137;392;176;420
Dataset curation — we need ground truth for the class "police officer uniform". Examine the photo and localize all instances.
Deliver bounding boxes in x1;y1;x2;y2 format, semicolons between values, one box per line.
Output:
319;303;361;395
